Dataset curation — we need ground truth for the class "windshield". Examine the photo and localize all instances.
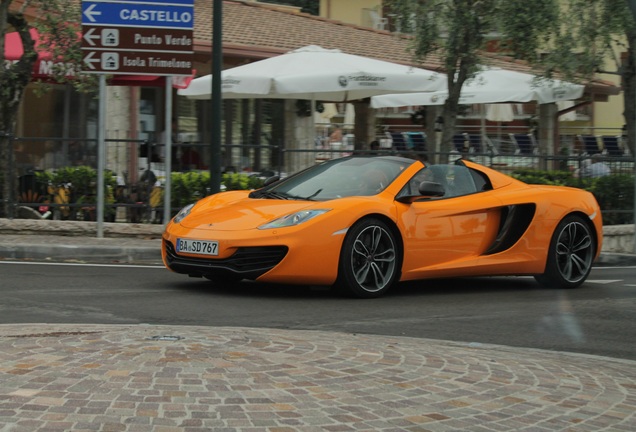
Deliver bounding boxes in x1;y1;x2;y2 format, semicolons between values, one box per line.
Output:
251;156;414;201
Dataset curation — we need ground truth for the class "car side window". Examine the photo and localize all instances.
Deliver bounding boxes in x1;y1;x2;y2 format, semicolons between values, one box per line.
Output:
446;165;477;197
470;169;493;191
398;166;447;198
397;165;486;199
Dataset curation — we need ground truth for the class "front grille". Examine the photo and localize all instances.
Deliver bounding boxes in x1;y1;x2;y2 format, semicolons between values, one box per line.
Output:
164;240;288;280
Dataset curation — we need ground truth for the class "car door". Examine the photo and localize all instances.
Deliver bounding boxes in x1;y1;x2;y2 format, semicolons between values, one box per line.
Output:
396;165;503;275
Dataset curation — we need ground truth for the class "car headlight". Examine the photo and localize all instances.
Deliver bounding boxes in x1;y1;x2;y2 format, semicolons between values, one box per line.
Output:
173;203;195;223
259;209;330;229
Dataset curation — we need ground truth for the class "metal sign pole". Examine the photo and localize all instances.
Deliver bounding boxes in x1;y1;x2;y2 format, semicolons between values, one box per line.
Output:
164;77;173;225
96;74;106;238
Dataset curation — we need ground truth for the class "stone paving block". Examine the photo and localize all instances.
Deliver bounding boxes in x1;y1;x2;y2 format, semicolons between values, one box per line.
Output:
0;324;635;431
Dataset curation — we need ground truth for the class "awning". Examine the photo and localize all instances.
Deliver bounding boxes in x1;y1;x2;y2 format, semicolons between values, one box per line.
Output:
4;29;193;88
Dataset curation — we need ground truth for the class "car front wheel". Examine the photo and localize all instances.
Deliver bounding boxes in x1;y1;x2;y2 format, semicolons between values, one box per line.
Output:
535;215;596;288
337;218;400;298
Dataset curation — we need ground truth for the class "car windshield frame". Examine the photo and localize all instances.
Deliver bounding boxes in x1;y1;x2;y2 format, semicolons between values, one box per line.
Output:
252;156;415;201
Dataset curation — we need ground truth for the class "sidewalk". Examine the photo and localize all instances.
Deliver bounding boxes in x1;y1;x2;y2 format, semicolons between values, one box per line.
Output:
1;219;636;430
0;323;635;431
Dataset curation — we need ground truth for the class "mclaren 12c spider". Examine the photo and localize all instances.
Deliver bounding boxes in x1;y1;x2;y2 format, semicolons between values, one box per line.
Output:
162;156;603;298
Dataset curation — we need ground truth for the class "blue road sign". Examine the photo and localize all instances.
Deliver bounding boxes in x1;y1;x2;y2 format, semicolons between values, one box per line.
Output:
82;1;194;29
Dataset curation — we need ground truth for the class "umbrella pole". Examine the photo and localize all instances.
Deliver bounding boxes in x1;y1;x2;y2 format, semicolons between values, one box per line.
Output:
312;97;316;148
480;104;486;161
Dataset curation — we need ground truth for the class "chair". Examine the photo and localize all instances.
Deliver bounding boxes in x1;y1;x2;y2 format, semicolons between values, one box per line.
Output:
406;132;427;152
368;9;388;30
601;135;624;156
390;132;408;151
577;135;601;155
509;133;538;155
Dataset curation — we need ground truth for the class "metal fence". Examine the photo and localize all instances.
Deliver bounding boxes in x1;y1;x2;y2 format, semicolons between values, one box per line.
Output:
2;133;634;224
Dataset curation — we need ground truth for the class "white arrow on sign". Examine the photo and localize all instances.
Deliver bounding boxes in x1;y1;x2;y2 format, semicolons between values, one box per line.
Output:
83;3;102;23
83;28;100;46
83;51;100;70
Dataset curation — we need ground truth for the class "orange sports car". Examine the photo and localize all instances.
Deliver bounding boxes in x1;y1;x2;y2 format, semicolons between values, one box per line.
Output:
162;156;603;298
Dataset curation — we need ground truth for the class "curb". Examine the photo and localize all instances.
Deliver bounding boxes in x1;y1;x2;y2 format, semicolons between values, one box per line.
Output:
0;243;162;265
0;218;164;238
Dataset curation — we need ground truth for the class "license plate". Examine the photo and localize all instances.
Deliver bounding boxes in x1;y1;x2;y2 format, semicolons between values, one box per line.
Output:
176;238;219;256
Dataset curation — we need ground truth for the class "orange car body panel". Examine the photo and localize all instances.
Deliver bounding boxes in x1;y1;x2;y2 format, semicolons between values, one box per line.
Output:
162;158;603;285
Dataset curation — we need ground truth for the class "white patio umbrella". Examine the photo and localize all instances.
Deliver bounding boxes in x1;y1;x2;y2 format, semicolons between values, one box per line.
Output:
178;45;446;101
370;67;584;108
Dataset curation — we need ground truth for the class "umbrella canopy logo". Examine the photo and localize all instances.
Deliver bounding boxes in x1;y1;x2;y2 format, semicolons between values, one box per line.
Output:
349;74;388;87
222;78;241;88
336;73;389;89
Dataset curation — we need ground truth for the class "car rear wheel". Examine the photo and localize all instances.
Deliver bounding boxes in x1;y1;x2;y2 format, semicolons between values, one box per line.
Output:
337;218;400;298
535;215;595;288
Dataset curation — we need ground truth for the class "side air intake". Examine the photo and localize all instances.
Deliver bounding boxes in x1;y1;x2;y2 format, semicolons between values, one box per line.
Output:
485;204;536;255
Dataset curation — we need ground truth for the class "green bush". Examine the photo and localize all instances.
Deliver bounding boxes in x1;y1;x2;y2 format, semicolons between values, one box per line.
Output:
171;171;212;209
589;174;634;225
12;166;632;226
35;166;117;220
170;171;264;210
511;168;590;188
222;172;264;191
512;169;633;225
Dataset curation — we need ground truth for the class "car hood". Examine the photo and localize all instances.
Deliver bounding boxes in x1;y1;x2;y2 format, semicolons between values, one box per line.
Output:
180;192;317;231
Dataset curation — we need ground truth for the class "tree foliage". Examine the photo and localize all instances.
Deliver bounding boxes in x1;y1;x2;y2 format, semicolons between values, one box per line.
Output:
0;0;94;217
387;0;636;156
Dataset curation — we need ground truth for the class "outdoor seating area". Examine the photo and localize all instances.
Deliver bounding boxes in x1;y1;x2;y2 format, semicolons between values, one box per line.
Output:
575;134;631;157
601;136;624;156
510;133;539;155
312;127;628;171
578;134;603;155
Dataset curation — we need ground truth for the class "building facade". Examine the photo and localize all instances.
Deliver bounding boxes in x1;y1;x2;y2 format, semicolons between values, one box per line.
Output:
10;0;622;185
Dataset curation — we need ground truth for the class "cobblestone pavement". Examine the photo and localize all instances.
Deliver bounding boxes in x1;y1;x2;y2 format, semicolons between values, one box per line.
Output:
0;324;635;432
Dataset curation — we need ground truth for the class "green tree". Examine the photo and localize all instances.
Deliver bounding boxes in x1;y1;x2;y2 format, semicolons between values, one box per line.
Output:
387;0;636;156
545;1;634;155
0;0;93;218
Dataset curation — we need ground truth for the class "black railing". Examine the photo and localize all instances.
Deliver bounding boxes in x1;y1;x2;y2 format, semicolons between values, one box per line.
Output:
1;133;634;224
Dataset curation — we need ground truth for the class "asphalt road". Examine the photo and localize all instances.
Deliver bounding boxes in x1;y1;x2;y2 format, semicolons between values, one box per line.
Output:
1;261;635;360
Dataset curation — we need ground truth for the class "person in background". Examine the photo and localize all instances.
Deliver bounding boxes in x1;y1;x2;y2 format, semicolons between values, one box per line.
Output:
328;126;343;144
578;154;611;178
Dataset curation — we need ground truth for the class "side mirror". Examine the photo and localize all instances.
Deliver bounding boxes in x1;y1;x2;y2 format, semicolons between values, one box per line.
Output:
263;175;280;186
396;181;445;203
418;181;445;197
